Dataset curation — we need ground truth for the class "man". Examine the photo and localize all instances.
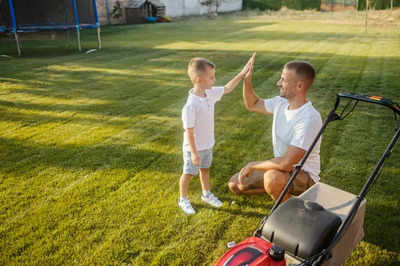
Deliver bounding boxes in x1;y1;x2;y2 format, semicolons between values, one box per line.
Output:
228;53;322;202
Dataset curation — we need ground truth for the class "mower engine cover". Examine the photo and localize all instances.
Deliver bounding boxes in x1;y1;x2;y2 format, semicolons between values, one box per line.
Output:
262;197;342;259
215;236;286;266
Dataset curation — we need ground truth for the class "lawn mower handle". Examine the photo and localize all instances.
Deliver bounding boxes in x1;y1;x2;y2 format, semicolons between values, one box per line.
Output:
338;92;400;115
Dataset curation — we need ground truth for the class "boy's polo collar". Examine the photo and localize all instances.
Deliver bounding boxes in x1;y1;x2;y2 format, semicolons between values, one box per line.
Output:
189;89;208;102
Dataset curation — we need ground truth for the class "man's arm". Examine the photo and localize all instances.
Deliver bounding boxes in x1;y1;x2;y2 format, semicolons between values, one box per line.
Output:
185;128;200;166
223;54;254;94
239;146;305;184
242;54;271;115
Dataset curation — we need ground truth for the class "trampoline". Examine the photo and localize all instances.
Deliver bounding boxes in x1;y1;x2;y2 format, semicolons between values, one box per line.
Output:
0;0;102;55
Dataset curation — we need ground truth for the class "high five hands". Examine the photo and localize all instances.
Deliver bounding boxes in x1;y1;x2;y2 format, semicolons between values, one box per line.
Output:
239;52;256;80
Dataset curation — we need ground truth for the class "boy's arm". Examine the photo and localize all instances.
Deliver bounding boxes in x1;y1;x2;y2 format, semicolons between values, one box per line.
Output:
185;128;200;166
224;72;245;95
223;53;256;95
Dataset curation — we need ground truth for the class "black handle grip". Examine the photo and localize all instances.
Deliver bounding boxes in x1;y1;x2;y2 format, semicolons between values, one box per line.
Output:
338;92;400;115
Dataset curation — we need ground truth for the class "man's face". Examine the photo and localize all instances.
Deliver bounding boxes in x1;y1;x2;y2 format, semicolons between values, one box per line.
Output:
199;66;216;89
276;68;298;99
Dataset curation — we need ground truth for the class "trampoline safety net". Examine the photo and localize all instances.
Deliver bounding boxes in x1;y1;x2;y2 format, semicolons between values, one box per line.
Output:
0;0;101;54
1;0;97;29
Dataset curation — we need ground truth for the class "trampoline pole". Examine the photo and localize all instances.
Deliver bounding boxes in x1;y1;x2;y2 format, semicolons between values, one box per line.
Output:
92;0;101;50
8;0;21;55
72;0;81;52
97;27;102;50
14;33;21;56
76;29;82;52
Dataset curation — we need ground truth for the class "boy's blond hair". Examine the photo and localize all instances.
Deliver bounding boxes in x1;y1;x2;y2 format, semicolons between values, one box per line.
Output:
187;58;215;83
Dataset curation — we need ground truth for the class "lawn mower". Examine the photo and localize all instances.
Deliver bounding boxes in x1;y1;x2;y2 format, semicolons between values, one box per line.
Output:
216;93;400;266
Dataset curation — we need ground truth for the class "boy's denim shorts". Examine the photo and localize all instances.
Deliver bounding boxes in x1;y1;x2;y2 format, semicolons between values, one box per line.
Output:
183;149;213;175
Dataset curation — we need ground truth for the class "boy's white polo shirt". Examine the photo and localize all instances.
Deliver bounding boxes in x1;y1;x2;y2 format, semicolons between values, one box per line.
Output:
182;87;225;152
264;96;322;183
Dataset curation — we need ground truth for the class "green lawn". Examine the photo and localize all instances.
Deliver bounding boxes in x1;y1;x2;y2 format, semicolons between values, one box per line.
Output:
1;11;399;265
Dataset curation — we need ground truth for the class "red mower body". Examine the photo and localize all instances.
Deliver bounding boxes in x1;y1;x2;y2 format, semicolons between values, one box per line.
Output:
215;236;286;266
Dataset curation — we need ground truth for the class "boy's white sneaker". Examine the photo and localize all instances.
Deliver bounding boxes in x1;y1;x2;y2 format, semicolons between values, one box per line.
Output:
201;192;223;208
178;198;196;215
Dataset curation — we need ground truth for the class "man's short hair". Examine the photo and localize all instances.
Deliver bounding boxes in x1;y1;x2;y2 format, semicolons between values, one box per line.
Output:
187;58;215;82
284;61;316;83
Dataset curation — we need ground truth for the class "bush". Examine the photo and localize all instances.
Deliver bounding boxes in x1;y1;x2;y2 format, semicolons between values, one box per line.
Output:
243;0;282;10
243;0;322;11
282;0;321;10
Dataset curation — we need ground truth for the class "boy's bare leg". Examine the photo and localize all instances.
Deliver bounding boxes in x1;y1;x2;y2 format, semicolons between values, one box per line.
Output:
200;168;223;207
179;173;193;198
199;168;211;192
228;169;266;195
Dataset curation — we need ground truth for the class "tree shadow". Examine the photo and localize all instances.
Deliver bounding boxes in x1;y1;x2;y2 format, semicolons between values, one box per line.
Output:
193;203;267;220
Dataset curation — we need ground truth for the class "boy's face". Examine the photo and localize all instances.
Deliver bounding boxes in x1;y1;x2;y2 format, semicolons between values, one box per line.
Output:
197;66;216;89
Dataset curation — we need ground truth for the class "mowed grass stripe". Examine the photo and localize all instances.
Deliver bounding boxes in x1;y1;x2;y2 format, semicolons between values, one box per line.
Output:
0;12;399;265
1;113;181;224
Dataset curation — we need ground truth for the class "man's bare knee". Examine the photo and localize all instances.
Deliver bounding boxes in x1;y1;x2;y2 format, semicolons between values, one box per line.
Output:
228;181;242;195
237;183;250;192
264;170;286;199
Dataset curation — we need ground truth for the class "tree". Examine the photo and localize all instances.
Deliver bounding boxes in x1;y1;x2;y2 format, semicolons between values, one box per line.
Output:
200;0;220;16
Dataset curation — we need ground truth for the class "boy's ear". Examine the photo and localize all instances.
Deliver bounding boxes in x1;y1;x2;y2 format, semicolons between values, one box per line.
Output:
194;76;201;84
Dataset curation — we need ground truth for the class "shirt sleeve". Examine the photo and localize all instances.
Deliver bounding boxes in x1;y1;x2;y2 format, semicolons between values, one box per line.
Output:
264;96;284;114
208;87;225;103
182;104;195;129
291;116;322;151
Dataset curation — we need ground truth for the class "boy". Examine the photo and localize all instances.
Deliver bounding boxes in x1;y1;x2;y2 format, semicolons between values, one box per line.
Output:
179;57;251;214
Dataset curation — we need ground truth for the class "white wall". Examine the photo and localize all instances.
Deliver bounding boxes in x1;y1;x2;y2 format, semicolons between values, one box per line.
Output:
160;0;242;17
219;0;243;13
97;0;243;24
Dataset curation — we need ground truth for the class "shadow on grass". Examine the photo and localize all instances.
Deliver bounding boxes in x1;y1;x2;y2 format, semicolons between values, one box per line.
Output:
193;203;268;220
363;197;400;253
3;18;396;57
1;48;399;125
0;135;179;175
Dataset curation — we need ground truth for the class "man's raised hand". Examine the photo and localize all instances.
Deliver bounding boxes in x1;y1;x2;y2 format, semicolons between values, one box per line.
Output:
244;52;256;80
239;52;256;79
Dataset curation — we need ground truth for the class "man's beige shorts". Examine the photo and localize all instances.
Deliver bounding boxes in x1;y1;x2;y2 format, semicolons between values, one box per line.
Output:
287;170;315;196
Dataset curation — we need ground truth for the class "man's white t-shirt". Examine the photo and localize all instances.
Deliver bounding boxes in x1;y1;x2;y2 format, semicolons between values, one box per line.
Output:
182;87;225;151
264;96;322;183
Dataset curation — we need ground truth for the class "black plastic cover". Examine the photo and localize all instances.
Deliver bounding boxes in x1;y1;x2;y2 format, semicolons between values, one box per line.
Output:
262;198;342;259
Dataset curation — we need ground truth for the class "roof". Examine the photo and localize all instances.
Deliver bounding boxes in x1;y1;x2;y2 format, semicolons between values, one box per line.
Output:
127;0;164;8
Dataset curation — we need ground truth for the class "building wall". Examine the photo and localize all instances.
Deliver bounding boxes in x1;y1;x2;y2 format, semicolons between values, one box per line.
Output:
160;0;242;17
96;0;242;25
